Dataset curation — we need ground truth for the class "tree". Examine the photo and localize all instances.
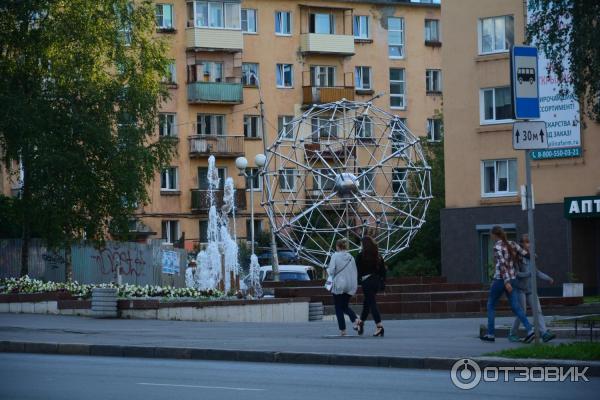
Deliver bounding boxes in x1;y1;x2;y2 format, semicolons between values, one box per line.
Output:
0;0;175;280
527;0;600;121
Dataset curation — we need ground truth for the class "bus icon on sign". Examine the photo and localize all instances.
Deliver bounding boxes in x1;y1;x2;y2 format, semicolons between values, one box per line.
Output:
517;67;536;84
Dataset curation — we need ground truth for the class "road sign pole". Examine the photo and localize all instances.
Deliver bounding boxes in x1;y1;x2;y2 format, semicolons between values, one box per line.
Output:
525;149;541;344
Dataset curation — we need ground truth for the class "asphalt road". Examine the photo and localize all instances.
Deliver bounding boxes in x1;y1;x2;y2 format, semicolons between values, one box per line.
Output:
0;353;597;400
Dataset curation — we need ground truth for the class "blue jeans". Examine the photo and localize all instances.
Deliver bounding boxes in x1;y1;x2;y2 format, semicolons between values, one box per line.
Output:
487;279;532;336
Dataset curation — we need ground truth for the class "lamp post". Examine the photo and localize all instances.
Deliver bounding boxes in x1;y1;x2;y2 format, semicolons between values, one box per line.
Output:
236;154;266;255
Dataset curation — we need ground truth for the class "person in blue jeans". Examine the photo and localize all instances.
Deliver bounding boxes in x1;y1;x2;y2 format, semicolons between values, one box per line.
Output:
480;226;535;343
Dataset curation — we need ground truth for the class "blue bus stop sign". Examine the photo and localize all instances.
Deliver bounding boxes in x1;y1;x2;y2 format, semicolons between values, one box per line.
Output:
511;46;540;120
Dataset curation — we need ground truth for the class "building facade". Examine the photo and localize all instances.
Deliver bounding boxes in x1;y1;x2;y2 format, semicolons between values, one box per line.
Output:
441;0;600;294
140;0;442;251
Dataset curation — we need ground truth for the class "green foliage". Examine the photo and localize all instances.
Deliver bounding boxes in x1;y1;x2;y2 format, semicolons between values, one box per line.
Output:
255;230;272;248
488;342;600;361
0;195;22;238
0;1;175;269
527;0;600;121
238;240;251;272
389;254;438;277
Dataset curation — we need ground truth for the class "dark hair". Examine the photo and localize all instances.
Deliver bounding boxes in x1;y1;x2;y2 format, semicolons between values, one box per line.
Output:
491;226;517;263
361;236;379;262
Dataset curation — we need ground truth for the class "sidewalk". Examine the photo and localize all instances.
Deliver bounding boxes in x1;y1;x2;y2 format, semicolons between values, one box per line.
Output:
1;313;598;374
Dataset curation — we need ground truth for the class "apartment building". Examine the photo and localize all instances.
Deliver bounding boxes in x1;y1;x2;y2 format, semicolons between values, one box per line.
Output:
441;0;600;294
138;0;442;250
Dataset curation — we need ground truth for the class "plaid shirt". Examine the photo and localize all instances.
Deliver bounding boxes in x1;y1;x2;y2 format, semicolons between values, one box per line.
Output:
493;240;528;283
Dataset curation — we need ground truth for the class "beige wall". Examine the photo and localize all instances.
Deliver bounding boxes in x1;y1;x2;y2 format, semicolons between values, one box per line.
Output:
442;0;600;210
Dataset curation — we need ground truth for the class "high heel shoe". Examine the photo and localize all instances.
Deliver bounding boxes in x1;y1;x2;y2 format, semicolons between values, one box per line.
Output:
373;326;384;337
357;320;364;336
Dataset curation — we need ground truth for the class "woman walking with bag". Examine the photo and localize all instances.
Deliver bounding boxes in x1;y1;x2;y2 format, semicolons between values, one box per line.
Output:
326;239;359;336
355;236;385;337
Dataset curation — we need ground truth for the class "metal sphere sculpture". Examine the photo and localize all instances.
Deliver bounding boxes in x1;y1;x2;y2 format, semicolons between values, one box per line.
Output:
262;100;432;267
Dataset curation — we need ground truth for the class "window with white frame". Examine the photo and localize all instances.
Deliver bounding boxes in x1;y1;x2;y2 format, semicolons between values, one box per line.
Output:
198;61;223;83
427;118;442;142
482;159;517;196
187;1;240;29
279;168;297;192
161;167;178;190
198;167;226;189
276;63;293;88
310;13;334;34
241;8;256;33
275;11;291;35
159;113;177;137
311;117;338;141
353;15;369;39
480;87;512;124
244;115;262;138
117;3;133;46
161;220;179;244
355;116;373;139
479;15;514;54
390;68;405;109
392;168;408;199
197;114;225;135
355;66;372;90
241;63;259;86
388;17;404;58
314;169;335;191
424;19;439;42
358;168;375;192
278;115;294;140
163;61;176;84
310;66;335;87
156;4;174;29
245;168;261;190
426;69;442;93
391;118;408;155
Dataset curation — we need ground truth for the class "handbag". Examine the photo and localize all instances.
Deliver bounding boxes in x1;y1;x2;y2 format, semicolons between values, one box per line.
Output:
324;258;352;292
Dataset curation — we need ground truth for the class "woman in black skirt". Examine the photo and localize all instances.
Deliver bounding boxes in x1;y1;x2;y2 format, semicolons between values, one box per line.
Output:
355;236;385;337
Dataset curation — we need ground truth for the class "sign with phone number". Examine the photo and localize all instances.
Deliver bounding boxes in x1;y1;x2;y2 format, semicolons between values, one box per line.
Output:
530;147;581;160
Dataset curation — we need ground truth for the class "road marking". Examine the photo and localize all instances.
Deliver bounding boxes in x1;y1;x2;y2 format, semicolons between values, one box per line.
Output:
137;382;265;392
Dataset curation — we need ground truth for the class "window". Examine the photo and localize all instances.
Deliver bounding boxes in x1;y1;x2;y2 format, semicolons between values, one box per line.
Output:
424;19;440;42
392;168;408;199
241;8;257;33
355;116;373;139
482;159;517;196
117;3;134;46
244;115;262;138
197;114;225;135
479;15;514;54
188;1;240;29
161;167;178;190
355;66;372;90
388;17;404;58
358;168;375;192
246;219;263;239
163;61;176;84
159;113;177;137
311;117;338;141
199;220;208;243
391;118;409;155
314;169;335;191
276;64;293;88
275;11;291;35
353;15;369;39
310;13;334;34
198;61;223;83
278;115;294;140
279;168;297;192
245;168;261;191
161;220;179;244
156;4;174;29
389;68;405;109
241;63;259;86
426;69;442;93
480;87;512;123
310;66;335;87
427;118;442;142
198;167;226;189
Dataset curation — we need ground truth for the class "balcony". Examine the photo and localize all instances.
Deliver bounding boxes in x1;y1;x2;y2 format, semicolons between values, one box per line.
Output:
191;189;247;212
304;142;355;162
187;82;243;104
300;33;355;55
188;135;244;158
185;28;243;52
303;86;355;105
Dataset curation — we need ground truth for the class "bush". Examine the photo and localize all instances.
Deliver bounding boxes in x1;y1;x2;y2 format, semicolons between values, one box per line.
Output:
389;254;438;277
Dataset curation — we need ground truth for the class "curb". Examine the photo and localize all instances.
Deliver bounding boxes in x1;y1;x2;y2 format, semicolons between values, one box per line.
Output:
1;340;599;376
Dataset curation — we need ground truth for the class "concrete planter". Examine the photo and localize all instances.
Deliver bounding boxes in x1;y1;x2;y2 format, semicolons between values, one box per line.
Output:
563;283;584;297
91;288;118;318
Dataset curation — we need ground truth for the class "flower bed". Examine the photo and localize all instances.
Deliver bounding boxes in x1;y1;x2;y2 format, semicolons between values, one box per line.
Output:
0;276;223;300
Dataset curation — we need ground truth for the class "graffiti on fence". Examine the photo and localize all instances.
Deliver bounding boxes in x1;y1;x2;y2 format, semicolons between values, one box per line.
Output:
89;244;148;277
42;251;66;271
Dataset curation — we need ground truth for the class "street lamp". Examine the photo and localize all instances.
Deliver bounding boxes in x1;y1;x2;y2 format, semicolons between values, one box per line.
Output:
236;154;265;255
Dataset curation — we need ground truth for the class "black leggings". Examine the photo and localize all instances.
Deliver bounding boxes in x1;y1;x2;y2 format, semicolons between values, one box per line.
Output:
333;293;357;331
360;276;382;324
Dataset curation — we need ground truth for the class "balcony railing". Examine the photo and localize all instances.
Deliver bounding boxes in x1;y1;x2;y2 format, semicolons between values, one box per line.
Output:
187;82;243;104
303;86;355;105
185;28;243;51
191;189;247;212
300;33;355;55
188;135;244;158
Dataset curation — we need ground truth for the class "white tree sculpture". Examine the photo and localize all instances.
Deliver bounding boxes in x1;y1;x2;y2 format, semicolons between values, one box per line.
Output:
262;100;432;267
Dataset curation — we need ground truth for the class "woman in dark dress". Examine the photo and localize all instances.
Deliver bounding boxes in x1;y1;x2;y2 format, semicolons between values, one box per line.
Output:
355;236;385;337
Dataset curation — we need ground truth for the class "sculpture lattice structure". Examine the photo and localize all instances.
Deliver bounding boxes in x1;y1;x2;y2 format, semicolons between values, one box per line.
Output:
262;100;433;267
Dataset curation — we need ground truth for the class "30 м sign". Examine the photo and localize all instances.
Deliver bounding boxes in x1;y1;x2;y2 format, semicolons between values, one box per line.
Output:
513;121;548;150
